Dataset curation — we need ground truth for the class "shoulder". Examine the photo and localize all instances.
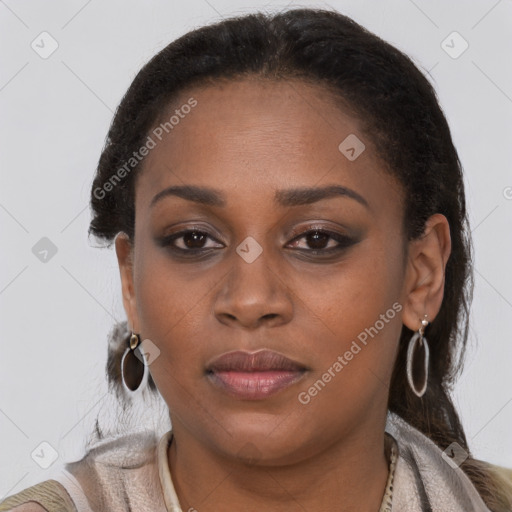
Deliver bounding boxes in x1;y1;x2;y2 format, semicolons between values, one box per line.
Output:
62;429;167;510
484;461;512;496
67;429;160;469
0;480;75;512
8;504;48;512
461;457;512;510
1;430;167;512
491;463;512;483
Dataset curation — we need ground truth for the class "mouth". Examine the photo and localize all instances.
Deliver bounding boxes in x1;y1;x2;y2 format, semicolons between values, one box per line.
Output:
205;349;308;400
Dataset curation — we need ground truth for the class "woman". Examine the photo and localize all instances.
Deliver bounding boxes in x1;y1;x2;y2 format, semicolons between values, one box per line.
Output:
2;7;511;512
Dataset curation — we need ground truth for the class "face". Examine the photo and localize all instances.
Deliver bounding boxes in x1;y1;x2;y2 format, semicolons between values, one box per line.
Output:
117;77;418;465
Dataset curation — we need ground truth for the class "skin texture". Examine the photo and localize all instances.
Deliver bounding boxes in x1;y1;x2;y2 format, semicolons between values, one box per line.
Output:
115;77;451;512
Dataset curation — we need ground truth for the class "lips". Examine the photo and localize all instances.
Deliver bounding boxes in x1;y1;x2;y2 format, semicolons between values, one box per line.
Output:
206;349;307;400
206;349;306;372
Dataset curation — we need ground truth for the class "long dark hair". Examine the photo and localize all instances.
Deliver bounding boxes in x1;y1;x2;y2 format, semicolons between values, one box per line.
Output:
88;8;511;509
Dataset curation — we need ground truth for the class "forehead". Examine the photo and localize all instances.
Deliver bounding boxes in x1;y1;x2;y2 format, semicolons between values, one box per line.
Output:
136;77;403;216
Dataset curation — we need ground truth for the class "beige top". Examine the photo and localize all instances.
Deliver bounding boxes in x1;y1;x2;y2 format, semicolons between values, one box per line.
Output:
4;411;506;511
0;430;396;512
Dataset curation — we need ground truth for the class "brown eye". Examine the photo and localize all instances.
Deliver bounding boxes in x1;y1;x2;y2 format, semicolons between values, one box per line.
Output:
157;229;223;253
181;231;208;249
305;231;331;249
288;229;355;253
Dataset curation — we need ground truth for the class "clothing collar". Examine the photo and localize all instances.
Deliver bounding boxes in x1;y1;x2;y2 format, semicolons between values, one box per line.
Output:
157;413;489;512
384;411;491;511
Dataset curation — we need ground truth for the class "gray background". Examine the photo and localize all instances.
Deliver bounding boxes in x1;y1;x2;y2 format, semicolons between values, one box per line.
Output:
1;0;511;497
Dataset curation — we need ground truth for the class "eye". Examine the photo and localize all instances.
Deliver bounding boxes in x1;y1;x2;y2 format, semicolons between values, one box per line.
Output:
287;229;356;254
158;229;223;253
156;226;357;258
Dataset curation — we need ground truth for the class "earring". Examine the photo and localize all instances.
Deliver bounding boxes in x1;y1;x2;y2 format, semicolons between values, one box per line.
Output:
406;315;430;398
121;332;148;394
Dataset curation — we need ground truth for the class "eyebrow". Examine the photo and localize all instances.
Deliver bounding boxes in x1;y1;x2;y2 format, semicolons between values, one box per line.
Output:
150;184;369;209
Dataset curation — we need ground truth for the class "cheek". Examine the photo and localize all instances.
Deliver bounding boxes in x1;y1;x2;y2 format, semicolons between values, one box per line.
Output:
293;311;402;442
303;240;403;343
133;245;209;375
296;239;404;398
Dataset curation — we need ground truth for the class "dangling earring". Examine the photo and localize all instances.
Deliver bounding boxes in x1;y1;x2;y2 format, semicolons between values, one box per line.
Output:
406;315;430;398
121;332;148;394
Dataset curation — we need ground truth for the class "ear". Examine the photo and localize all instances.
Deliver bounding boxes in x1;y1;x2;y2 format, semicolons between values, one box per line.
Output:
115;232;139;333
402;213;452;331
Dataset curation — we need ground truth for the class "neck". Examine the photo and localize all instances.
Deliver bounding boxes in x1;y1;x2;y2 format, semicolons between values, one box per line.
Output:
167;417;390;512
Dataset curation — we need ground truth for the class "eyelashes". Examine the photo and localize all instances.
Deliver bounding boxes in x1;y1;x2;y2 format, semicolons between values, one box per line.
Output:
287;229;355;253
156;227;358;258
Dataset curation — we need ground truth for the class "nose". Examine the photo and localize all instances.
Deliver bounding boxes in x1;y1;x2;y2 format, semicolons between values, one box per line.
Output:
212;247;293;330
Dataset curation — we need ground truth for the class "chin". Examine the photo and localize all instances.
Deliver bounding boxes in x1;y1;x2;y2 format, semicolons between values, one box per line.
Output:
209;417;313;467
